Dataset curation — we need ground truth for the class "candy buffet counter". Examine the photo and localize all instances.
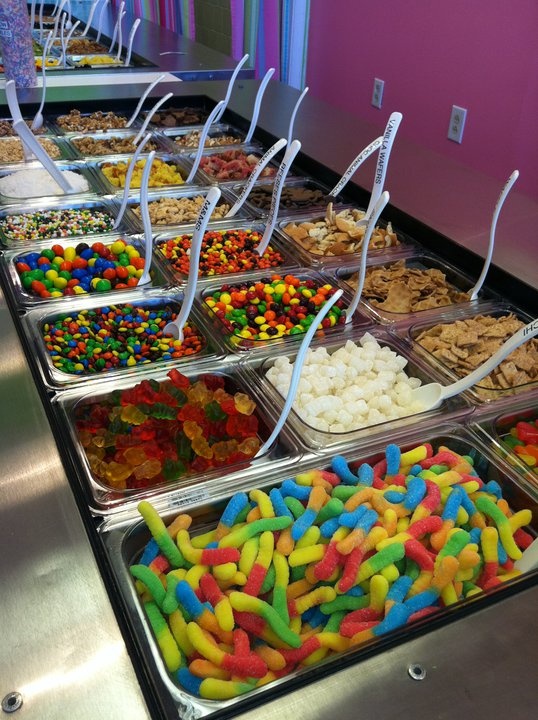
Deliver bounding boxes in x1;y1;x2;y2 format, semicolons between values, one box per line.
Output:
0;81;537;720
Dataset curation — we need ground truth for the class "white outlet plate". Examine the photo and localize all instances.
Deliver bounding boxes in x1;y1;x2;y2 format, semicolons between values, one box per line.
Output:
448;105;467;143
372;78;384;109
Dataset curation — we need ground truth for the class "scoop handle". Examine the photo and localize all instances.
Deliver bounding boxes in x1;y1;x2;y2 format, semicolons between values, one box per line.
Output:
31;31;53;130
469;170;519;301
137;150;156;286
108;1;124;54
244;68;274;144
225;137;287;218
440;317;538;401
124;17;140;66
169;187;222;336
126;73;166;127
185;100;226;184
95;0;109;43
82;0;100;36
213;53;249;124
363;112;402;222
329;136;382;198
345;191;390;323
255;288;344;458
133;92;174;145
113;132;153;229
287;86;308;146
114;9;126;61
256;139;301;255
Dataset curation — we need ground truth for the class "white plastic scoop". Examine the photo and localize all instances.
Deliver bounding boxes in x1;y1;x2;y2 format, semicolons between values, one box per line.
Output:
95;0;109;43
108;1;125;55
213;53;249;124
126;73;166;127
255;288;344;458
13;119;78;194
184;100;226;184
133;91;174;145
345;190;390;323
136;149;157;286
31;31;54;131
244;67;274;144
225;137;287;218
124;17;141;66
52;0;68;43
113;132;153;229
411;317;538;412
514;537;538;573
357;111;402;227
162;187;222;341
287;86;308;146
82;0;101;36
328;136;383;199
38;0;45;42
30;1;37;30
469;169;519;301
114;8;126;62
256;139;302;255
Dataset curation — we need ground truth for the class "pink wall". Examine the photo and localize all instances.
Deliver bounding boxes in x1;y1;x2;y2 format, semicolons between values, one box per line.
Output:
306;0;538;200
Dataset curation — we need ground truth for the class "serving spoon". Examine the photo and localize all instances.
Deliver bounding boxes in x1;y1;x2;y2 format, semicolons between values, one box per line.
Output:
162;187;222;340
410;318;538;412
184;100;226;184
327;136;383;200
244;67;274;144
136;150;157;286
213;54;249;124
113;132;153;229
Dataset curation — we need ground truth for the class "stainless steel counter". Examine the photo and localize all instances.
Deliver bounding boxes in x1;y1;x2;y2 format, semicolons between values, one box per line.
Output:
0;69;537;719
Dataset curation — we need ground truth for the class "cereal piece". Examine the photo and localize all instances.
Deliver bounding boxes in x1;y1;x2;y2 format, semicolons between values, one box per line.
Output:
72;135;158;156
0;137;61;163
132;195;231;226
56;109;128;132
173;130;242;149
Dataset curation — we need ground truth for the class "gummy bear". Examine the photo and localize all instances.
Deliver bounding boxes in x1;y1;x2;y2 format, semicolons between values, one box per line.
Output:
162;458;186;481
226;414;259;438
177;404;206;424
199;374;225;391
238;437;261;456
168;368;191;389
192;436;214;459
176;432;193;461
183;421;203;440
104;461;132;488
219;396;238;416
120;404;148;425
204;400;228;422
233;392;256;416
212;439;239;462
187;381;214;407
133;459;162;480
123;446;149;467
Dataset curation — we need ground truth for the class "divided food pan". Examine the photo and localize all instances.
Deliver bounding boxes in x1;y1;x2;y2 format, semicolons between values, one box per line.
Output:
22;286;222;390
99;423;538;718
403;302;537;407
53;358;300;515
252;325;472;453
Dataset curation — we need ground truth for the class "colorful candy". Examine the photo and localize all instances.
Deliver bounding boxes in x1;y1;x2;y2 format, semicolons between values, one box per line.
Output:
204;273;347;343
41;301;204;375
15;239;146;298
131;441;534;700
1;207;116;243
75;369;262;491
155;229;284;278
502;418;538;473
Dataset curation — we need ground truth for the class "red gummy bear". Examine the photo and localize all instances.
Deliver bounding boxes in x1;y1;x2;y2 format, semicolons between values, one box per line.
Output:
168;369;191;389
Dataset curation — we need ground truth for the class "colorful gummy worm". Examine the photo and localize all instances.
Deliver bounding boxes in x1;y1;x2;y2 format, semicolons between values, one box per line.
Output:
155;229;285;278
204;273;347;342
42;302;204;375
130;441;534;701
75;369;261;491
15;239;146;298
0;208;115;243
502;418;538;473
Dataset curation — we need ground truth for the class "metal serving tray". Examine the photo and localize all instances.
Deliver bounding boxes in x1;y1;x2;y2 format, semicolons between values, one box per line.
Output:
66;54;131;69
66;130;170;160
0;197;125;247
188;145;282;187
152;220;300;291
0;115;53;136
255;325;472;454
336;251;498;326
161;124;254;154
0;160;99;204
239;176;348;219
22;286;222;390
52;358;300;515
402;302;538;408
199;266;370;355
123;185;252;234
90;153;197;196
98;423;538;718
0;135;73;166
2;232;164;309
276;205;417;271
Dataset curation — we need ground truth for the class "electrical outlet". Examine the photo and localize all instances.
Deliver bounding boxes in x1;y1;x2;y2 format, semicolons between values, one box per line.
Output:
372;78;384;109
448;105;467;143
